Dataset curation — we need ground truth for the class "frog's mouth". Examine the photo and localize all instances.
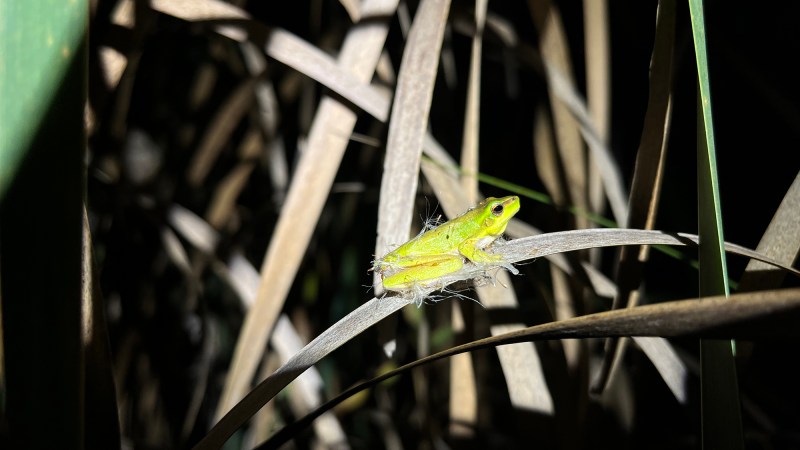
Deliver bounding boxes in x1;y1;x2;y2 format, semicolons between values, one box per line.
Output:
502;196;520;216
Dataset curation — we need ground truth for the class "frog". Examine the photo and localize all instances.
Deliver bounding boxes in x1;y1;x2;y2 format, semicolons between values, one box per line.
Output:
374;196;520;291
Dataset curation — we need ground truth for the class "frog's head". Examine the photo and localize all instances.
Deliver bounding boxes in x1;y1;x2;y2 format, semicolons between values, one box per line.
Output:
478;196;520;236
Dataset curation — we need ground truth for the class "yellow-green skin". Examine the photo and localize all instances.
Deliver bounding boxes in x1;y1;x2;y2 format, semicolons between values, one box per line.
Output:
376;196;520;290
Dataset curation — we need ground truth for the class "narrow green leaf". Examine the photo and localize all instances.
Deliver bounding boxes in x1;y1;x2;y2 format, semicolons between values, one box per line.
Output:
0;0;88;447
0;0;87;199
688;0;744;448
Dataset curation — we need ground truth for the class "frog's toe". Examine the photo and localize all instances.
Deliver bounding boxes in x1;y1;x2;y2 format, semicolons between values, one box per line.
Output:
500;261;519;275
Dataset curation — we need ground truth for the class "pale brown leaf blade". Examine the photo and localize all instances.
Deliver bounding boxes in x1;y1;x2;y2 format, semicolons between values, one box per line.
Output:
151;0;248;21
264;28;391;122
739;170;800;290
583;0;611;220
529;1;589;226
504;218;618;298
187;77;259;186
494;229;800;275
632;337;688;404
459;0;487;203
374;0;452;290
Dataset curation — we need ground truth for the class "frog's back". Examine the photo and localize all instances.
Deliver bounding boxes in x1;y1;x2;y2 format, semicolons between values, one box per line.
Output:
397;218;481;256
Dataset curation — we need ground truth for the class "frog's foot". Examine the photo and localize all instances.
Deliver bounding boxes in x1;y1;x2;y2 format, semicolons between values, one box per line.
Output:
467;254;519;276
497;260;519;275
459;243;519;276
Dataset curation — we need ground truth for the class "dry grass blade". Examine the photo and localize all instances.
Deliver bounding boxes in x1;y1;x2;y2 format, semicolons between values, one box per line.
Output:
259;288;800;449
459;0;487;202
269;316;349;447
529;0;589;227
82;207;122;449
448;304;477;435
531;101;581;364
593;0;676;396
374;0;452;289
542;61;628;226
151;0;247;21
339;0;361;22
504;218;618;298
622;0;675;234
583;0;611;220
533;106;568;205
631;337;687;404
160;226;195;279
527;0;628;226
550;266;579;366
224;256;348;447
264;28;391;122
211;0;398;421
186;77;259;186
739;171;800;290
481;281;555;415
205;127;263;229
168;205;219;253
496;229;800;275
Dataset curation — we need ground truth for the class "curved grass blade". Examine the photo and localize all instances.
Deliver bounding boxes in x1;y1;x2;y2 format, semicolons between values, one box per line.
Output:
258;288;800;449
495;229;799;276
193;295;411;449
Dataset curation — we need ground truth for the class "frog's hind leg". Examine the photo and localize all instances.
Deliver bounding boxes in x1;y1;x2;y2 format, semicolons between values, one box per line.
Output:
381;256;464;291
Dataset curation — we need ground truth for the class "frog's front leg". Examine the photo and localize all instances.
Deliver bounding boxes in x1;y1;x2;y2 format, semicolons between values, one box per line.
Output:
458;239;519;275
380;255;464;290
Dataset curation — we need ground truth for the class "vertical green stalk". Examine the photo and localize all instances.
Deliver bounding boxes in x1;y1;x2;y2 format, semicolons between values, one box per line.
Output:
688;0;743;448
1;0;88;447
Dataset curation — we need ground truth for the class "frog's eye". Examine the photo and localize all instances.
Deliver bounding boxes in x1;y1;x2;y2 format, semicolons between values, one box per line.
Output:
491;203;504;216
